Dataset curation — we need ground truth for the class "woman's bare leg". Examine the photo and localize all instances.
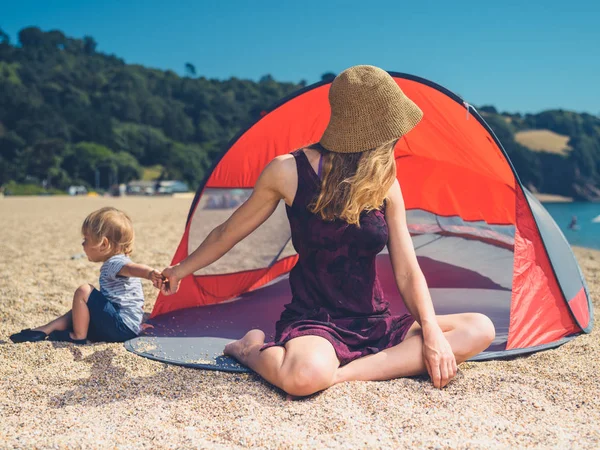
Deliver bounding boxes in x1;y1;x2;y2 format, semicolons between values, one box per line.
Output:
335;313;495;385
225;313;494;396
224;331;340;397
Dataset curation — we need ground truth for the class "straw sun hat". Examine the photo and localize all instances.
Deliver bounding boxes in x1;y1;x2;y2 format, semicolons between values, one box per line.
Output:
319;65;423;154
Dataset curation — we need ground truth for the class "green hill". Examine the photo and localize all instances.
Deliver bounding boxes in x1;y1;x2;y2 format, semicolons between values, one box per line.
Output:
0;27;302;192
1;27;599;200
478;107;600;200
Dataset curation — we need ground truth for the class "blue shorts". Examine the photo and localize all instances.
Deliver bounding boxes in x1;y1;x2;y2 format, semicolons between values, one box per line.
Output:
86;289;138;343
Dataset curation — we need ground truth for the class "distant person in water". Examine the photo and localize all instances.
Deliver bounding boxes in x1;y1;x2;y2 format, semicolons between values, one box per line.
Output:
568;215;579;230
159;65;495;396
10;207;164;344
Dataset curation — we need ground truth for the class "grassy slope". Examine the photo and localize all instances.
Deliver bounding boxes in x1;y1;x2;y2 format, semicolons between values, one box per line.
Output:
515;129;571;155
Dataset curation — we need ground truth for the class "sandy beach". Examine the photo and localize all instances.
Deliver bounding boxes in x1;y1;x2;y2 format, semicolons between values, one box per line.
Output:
1;196;598;449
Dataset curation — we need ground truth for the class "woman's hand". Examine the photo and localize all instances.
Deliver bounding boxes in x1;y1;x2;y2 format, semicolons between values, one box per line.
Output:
160;266;182;295
422;324;457;389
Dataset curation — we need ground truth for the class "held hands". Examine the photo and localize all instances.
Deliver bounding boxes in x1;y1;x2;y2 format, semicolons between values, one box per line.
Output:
149;269;165;290
160;266;182;295
150;265;184;295
422;324;457;389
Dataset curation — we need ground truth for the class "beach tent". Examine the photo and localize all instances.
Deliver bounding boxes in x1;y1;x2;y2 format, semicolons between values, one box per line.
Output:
126;73;593;371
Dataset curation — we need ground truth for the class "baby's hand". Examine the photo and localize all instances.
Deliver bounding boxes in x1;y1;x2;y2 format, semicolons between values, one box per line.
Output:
149;269;164;289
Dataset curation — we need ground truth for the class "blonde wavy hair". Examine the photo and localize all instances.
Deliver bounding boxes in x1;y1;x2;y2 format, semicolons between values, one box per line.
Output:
81;207;135;255
309;140;397;226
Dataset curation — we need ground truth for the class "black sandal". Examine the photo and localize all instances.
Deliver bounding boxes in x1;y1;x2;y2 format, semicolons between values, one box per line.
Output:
9;328;48;343
48;330;87;345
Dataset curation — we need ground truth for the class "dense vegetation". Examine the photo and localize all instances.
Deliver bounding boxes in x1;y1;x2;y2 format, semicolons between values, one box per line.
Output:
1;27;599;199
0;27;303;193
478;107;600;200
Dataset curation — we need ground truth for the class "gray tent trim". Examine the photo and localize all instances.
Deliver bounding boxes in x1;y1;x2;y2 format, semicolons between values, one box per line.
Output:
469;336;579;361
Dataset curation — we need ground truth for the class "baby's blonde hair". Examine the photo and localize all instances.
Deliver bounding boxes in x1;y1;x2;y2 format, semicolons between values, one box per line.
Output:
81;207;134;255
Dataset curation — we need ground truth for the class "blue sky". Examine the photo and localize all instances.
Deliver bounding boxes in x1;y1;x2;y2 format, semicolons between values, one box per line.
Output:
3;0;599;114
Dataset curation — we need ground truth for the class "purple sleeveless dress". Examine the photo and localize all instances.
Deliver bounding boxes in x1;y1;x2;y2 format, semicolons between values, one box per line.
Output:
260;149;416;366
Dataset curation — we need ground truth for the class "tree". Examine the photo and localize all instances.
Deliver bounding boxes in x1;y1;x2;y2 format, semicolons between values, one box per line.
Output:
46;30;67;49
112;123;170;166
568;135;599;179
185;63;196;77
162;142;210;187
321;72;336;82
18;27;46;47
140;96;166;127
62;142;116;187
0;132;26;185
162;101;195;141
196;111;220;143
83;36;97;55
478;105;498;114
24;139;68;186
0;28;9;45
113;151;142;183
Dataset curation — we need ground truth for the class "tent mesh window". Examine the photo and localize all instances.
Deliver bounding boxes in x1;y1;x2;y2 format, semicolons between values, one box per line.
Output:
188;192;515;352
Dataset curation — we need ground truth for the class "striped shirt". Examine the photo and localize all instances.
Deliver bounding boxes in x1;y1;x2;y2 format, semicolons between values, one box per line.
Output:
99;254;144;335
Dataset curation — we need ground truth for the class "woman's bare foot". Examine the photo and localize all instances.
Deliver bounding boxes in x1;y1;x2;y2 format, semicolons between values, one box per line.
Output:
223;329;266;364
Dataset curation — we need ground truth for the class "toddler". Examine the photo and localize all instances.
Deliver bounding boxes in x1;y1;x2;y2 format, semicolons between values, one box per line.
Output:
10;207;163;344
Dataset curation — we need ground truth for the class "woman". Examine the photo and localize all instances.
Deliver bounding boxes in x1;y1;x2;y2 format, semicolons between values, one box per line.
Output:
160;65;495;397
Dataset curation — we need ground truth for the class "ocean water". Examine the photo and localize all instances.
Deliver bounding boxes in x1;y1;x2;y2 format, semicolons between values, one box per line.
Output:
542;202;600;250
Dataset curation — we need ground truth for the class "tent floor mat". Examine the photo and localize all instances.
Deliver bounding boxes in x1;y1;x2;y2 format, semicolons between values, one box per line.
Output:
124;272;515;372
125;336;251;373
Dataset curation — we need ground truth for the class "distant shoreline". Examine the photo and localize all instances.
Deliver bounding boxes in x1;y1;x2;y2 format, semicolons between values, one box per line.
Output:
0;190;583;204
534;193;574;203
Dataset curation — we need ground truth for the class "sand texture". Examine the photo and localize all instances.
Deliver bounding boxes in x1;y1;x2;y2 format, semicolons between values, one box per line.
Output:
1;196;599;449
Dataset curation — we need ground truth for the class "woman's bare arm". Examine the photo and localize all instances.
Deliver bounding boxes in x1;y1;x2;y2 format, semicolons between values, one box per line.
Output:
385;178;457;388
163;156;294;291
385;179;436;328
